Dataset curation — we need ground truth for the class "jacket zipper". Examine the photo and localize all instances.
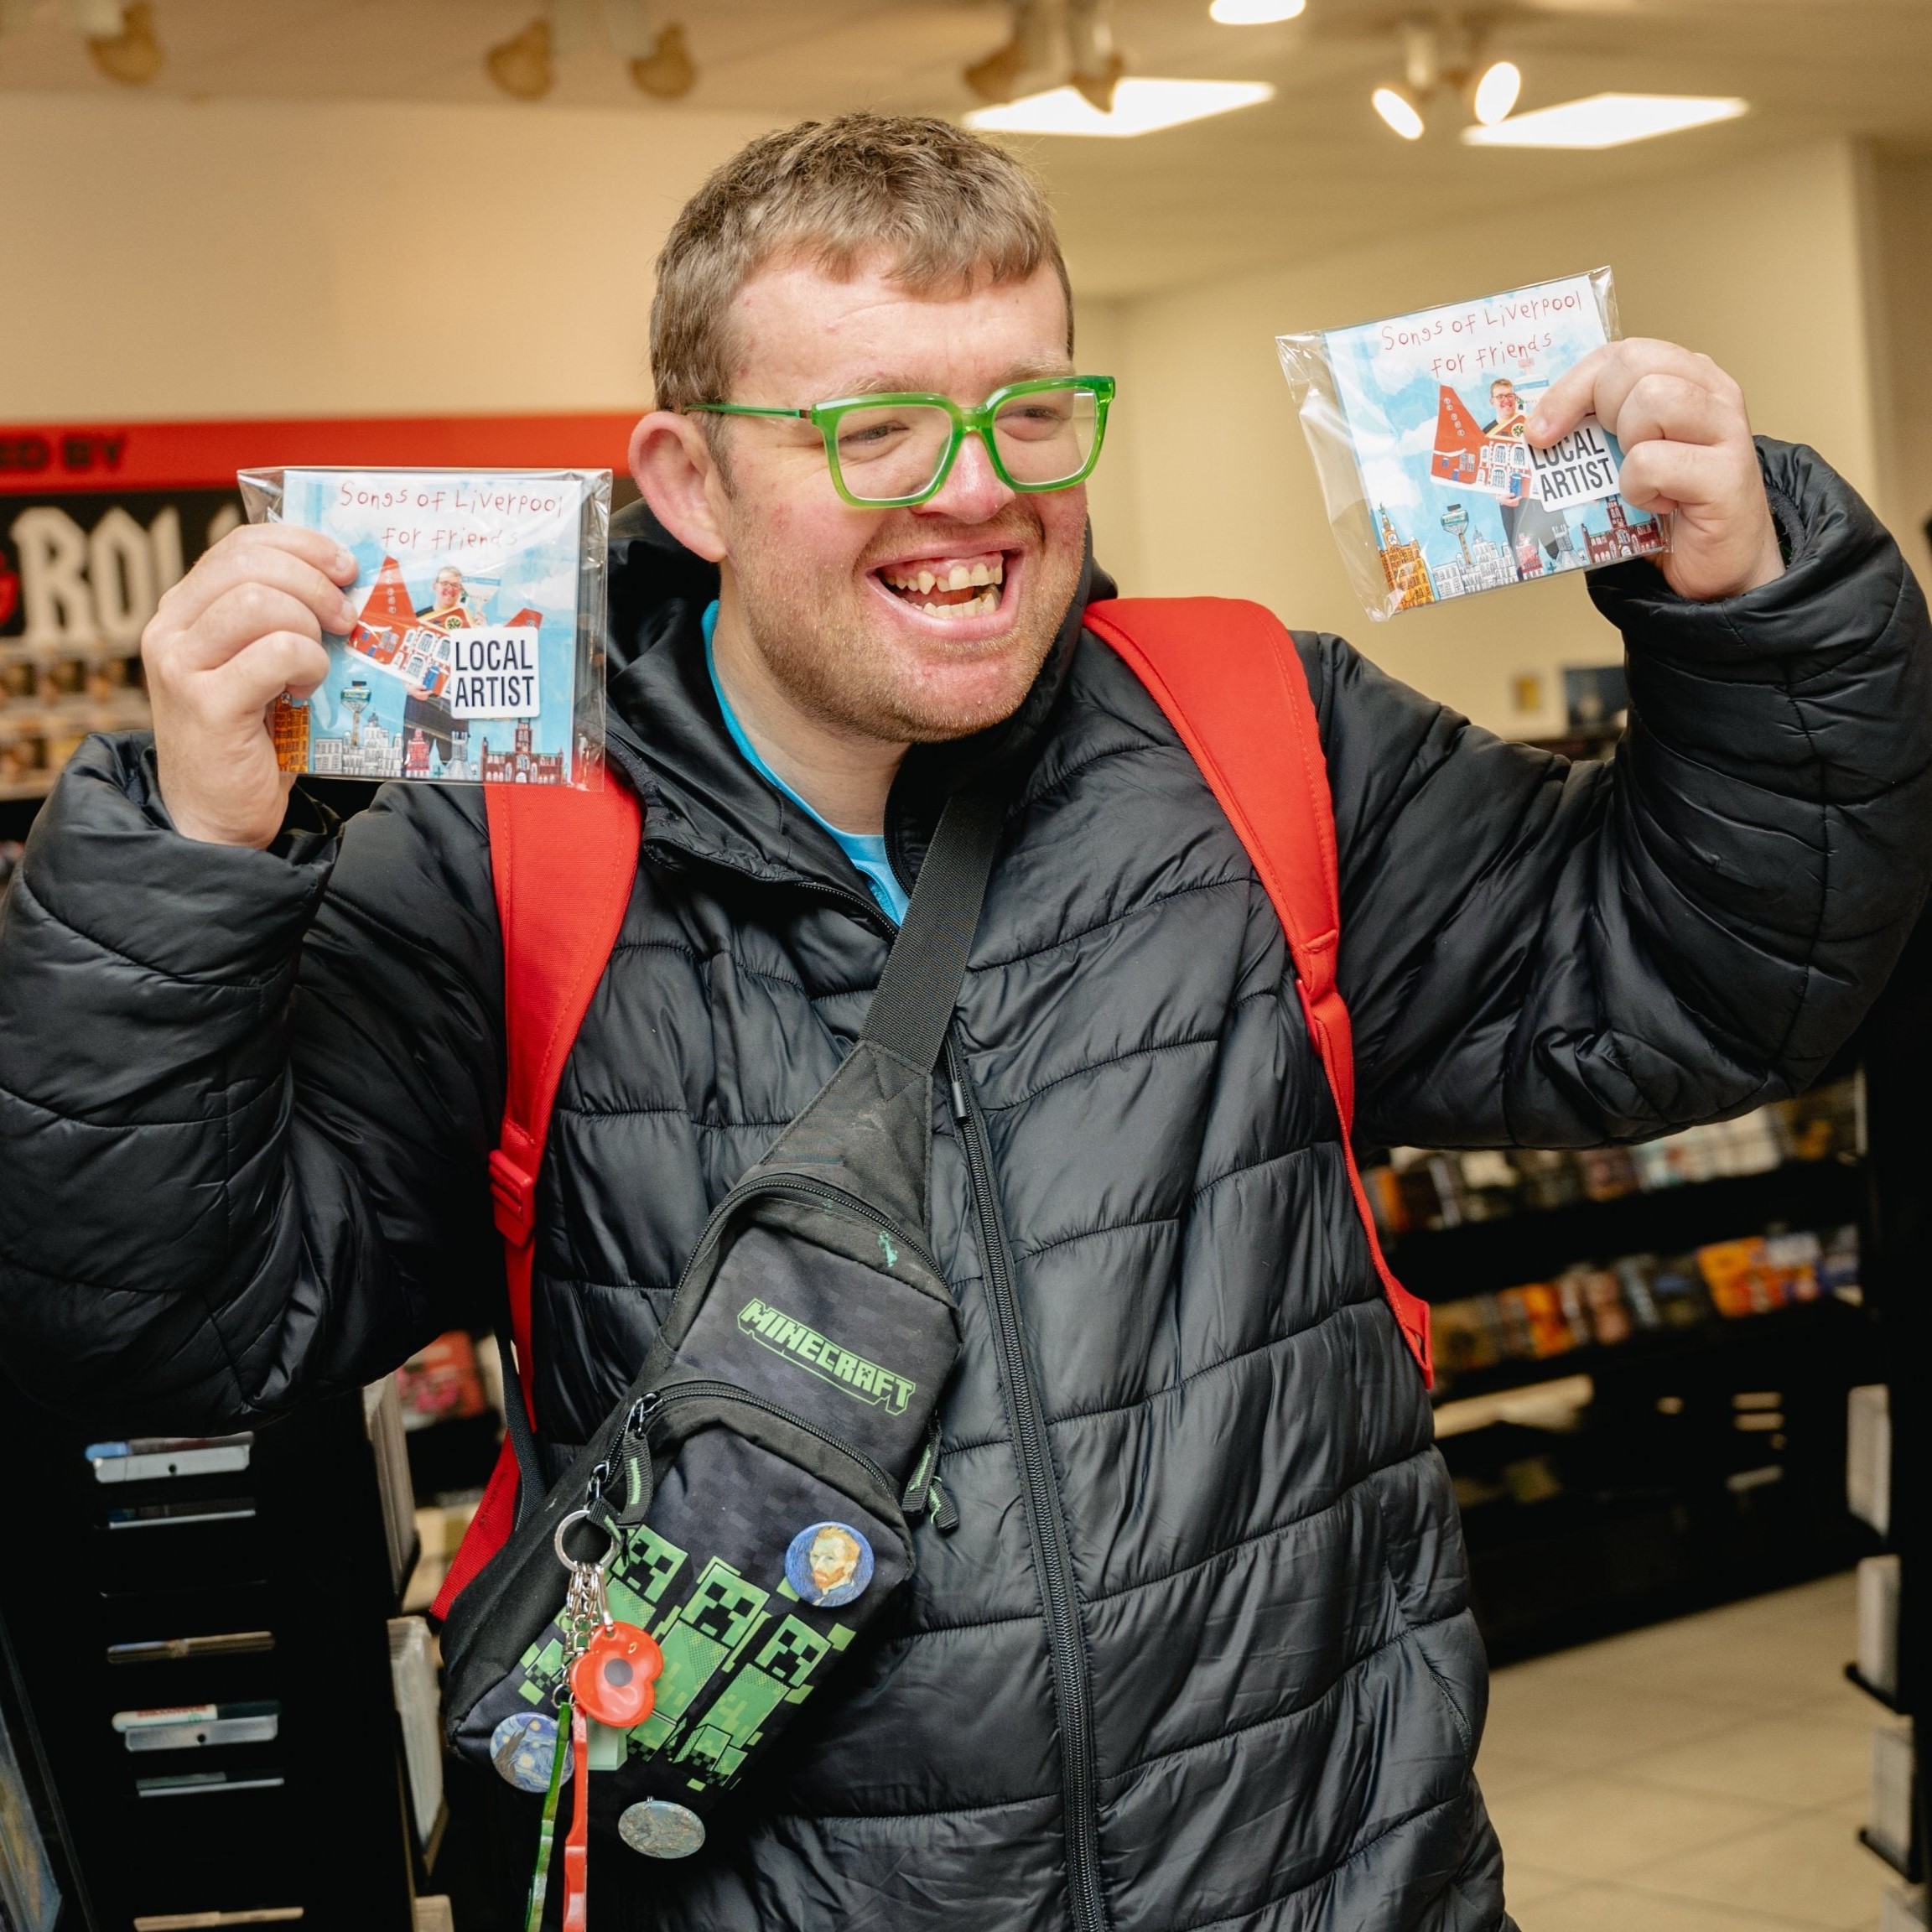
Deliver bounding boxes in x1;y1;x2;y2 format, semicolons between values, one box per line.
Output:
945;1027;1109;1932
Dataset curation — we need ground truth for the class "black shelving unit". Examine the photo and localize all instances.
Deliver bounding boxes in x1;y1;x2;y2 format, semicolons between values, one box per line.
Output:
0;1384;419;1929
1852;906;1932;1898
1379;1100;1880;1664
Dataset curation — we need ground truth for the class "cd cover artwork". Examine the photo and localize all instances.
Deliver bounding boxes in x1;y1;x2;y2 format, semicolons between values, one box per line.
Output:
239;468;610;786
1277;269;1670;621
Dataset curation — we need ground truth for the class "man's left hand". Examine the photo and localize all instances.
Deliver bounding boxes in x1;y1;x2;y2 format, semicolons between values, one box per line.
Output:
1529;339;1784;602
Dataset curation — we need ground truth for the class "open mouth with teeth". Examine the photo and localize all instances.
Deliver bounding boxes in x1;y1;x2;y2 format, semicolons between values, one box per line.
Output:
875;552;1006;620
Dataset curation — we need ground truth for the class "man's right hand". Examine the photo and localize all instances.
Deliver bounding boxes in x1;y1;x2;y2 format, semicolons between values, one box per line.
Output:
143;525;360;849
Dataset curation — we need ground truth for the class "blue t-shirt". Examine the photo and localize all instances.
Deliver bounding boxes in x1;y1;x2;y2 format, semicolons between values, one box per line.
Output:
701;603;910;924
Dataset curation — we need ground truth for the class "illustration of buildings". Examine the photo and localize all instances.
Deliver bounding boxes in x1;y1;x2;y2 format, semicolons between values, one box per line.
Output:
1585;497;1668;565
404;728;432;779
309;719;403;777
480;718;567;786
1431;532;1518;600
343;676;372;749
439;721;474;782
270;697;309;771
1374;506;1435;610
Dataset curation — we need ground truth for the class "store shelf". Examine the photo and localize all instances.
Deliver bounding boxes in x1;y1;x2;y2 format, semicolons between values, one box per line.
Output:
1848;1661;1907;1714
1388;1156;1864;1301
1431;1291;1864;1404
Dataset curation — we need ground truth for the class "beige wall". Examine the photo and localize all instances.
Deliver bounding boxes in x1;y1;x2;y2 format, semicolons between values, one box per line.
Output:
0;91;776;421
1868;150;1932;587
3;97;1914;736
1082;140;1889;735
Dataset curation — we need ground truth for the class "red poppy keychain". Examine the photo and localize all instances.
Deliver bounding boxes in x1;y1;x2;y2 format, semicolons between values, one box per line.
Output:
571;1619;664;1728
526;1509;662;1932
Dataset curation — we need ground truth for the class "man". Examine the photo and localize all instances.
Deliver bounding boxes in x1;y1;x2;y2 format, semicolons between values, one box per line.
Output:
1483;375;1526;437
404;562;478;764
1;114;1928;1932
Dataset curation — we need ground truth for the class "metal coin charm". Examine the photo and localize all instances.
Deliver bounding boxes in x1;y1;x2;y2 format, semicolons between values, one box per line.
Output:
784;1521;874;1608
618;1799;707;1861
569;1621;663;1729
491;1710;568;1794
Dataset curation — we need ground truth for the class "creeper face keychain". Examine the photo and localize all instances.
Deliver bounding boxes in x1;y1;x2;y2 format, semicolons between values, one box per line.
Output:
524;1509;666;1931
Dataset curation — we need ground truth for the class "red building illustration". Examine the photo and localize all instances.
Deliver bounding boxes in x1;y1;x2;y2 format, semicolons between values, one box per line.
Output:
404;727;432;778
1585;497;1668;565
480;718;567;786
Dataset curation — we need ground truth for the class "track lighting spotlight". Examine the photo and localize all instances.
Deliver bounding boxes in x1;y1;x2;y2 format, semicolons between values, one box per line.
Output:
630;22;695;98
86;0;163;85
1372;86;1425;140
486;15;553;98
1471;60;1521;127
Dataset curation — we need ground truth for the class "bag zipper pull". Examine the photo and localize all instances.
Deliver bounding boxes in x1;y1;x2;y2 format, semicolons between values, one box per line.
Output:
901;1422;959;1533
927;1474;960;1535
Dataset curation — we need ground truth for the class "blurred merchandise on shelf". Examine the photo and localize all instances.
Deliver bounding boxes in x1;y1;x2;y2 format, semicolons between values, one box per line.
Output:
387;1615;444;1852
1858;1553;1902;1702
1365;1077;1861;1236
402;1493;483;1616
1867;1722;1916;1874
395;1330;490;1431
1427;1222;1858;1389
1848;1383;1893;1538
1881;1887;1929;1932
362;1376;418;1595
0;1698;60;1932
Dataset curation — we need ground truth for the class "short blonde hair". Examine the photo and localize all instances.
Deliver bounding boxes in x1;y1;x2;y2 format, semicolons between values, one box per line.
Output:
650;113;1072;414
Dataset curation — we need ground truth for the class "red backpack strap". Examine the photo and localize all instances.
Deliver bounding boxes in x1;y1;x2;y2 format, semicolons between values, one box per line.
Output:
431;776;644;1619
1083;596;1432;1387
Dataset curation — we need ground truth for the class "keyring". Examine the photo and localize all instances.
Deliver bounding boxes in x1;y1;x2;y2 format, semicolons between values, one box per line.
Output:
553;1507;621;1571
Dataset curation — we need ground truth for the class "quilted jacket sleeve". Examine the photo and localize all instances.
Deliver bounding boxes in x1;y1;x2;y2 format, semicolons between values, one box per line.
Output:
0;749;506;1431
1318;439;1932;1149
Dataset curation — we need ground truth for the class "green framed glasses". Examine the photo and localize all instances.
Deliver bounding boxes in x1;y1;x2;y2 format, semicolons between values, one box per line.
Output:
688;375;1116;509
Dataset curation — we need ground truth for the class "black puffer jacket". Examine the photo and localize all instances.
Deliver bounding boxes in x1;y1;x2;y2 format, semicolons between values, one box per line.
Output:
2;443;1928;1931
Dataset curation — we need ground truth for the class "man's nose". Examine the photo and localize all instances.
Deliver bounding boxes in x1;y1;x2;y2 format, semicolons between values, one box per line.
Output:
920;431;1014;522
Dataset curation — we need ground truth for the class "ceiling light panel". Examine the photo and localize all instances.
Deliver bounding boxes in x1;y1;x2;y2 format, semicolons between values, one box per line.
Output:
1208;0;1306;24
967;77;1275;137
1462;92;1748;149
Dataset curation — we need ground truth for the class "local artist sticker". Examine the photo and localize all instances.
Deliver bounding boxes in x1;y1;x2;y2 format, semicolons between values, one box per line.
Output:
447;628;542;719
491;1709;569;1793
1529;416;1623;508
785;1522;874;1608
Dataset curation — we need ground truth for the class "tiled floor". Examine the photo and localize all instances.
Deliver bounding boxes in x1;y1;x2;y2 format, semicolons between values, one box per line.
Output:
1483;1572;1907;1929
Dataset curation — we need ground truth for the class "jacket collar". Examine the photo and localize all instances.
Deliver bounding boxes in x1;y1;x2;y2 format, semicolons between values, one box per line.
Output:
601;498;1109;910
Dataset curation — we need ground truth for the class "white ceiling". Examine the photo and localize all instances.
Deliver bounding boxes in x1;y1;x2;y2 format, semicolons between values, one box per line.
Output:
2;0;1929;296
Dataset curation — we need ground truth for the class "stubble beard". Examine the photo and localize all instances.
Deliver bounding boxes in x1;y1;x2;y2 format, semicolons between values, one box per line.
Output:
730;506;1083;747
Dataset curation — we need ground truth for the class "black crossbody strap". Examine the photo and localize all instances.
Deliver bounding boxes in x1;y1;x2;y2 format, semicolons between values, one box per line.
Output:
860;785;1008;1069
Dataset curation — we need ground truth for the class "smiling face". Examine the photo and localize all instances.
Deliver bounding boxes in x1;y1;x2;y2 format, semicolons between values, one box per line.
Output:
661;253;1088;746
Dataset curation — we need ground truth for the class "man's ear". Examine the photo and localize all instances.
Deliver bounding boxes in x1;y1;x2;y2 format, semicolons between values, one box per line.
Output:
630;411;730;563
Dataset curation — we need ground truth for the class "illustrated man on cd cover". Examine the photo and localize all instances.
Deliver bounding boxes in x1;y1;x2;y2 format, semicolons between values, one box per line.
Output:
404;564;472;763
